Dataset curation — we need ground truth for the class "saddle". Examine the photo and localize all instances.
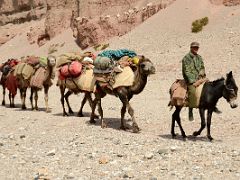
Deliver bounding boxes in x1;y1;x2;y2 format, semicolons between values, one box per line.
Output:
169;78;207;107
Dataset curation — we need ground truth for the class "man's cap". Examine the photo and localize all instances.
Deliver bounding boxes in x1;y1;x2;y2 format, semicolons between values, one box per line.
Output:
190;42;200;48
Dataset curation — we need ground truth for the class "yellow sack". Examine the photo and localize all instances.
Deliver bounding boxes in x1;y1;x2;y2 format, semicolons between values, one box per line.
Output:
64;69;96;92
14;63;25;77
22;64;34;80
57;53;83;68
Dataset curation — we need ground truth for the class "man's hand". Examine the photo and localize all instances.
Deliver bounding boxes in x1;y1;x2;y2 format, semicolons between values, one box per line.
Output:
193;78;209;87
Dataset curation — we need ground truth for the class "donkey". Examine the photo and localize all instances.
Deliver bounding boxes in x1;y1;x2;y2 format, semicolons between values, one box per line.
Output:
170;71;238;141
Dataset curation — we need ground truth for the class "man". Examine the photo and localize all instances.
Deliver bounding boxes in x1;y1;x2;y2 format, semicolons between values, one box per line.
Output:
182;42;221;121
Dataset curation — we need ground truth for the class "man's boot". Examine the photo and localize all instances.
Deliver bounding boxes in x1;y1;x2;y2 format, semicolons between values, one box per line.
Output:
189;108;194;121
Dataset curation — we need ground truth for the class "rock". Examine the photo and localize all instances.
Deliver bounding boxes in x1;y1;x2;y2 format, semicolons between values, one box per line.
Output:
8;134;14;140
47;149;56;156
170;146;179;152
122;171;134;178
35;167;50;180
99;156;109;164
20;135;26;139
64;173;75;179
149;177;158;180
0;142;3;146
157;149;168;154
145;152;154;159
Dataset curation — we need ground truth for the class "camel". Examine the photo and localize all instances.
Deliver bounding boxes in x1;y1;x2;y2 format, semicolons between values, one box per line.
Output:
89;55;156;133
30;55;56;112
0;59;19;107
57;52;98;117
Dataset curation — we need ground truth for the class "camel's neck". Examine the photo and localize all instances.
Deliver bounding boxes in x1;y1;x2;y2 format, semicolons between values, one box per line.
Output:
130;68;148;95
46;65;54;80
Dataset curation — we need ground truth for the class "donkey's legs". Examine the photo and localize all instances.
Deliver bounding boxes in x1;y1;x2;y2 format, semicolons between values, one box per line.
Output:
206;109;214;141
64;90;74;114
30;88;34;110
171;106;185;138
175;107;186;138
2;86;6;106
193;108;206;137
171;106;179;137
44;85;50;112
60;86;68;116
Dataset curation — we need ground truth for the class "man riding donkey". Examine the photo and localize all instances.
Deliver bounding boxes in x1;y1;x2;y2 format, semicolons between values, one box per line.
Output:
182;42;221;121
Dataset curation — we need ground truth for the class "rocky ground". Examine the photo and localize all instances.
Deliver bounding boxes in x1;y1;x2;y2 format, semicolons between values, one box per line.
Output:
0;0;240;179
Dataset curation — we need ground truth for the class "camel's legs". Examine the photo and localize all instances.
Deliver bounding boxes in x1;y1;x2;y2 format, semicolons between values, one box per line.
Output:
90;97;98;124
8;92;12;107
20;88;27;110
8;92;15;108
98;99;107;128
44;85;50;112
126;102;140;133
11;93;15;108
77;92;97;117
60;86;68;116
30;88;34;110
64;90;73;114
34;90;38;110
119;95;128;130
2;86;6;106
77;93;88;117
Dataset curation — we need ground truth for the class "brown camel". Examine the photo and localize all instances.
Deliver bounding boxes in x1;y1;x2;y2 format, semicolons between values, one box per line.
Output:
90;55;156;133
0;59;19;107
30;55;56;112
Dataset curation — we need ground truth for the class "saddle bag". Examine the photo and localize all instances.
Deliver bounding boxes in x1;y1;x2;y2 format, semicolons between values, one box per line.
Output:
59;61;82;79
169;79;188;106
30;67;47;89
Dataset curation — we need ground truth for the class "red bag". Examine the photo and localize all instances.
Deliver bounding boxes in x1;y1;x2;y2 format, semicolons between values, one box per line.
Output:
60;61;82;79
9;59;19;67
69;61;82;76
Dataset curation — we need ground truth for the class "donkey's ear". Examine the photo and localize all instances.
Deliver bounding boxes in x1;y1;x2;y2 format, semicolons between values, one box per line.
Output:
227;71;233;78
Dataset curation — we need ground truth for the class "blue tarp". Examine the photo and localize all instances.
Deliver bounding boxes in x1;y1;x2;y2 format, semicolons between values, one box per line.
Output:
98;49;137;60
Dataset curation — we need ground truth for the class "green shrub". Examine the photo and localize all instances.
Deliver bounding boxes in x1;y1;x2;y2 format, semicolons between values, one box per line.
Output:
191;17;209;33
200;17;209;26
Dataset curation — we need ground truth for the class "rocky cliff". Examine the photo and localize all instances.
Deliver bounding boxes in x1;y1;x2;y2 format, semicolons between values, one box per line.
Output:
1;0;240;47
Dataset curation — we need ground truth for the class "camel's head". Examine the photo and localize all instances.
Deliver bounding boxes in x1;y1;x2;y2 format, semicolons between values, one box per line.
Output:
47;55;56;67
137;55;156;75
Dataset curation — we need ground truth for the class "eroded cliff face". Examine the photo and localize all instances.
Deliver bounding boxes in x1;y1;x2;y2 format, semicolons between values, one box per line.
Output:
72;0;175;49
1;0;240;47
210;0;240;5
0;0;46;26
0;0;46;45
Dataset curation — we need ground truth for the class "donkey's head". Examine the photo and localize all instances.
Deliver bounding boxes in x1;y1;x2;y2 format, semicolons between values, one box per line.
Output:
223;71;238;108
